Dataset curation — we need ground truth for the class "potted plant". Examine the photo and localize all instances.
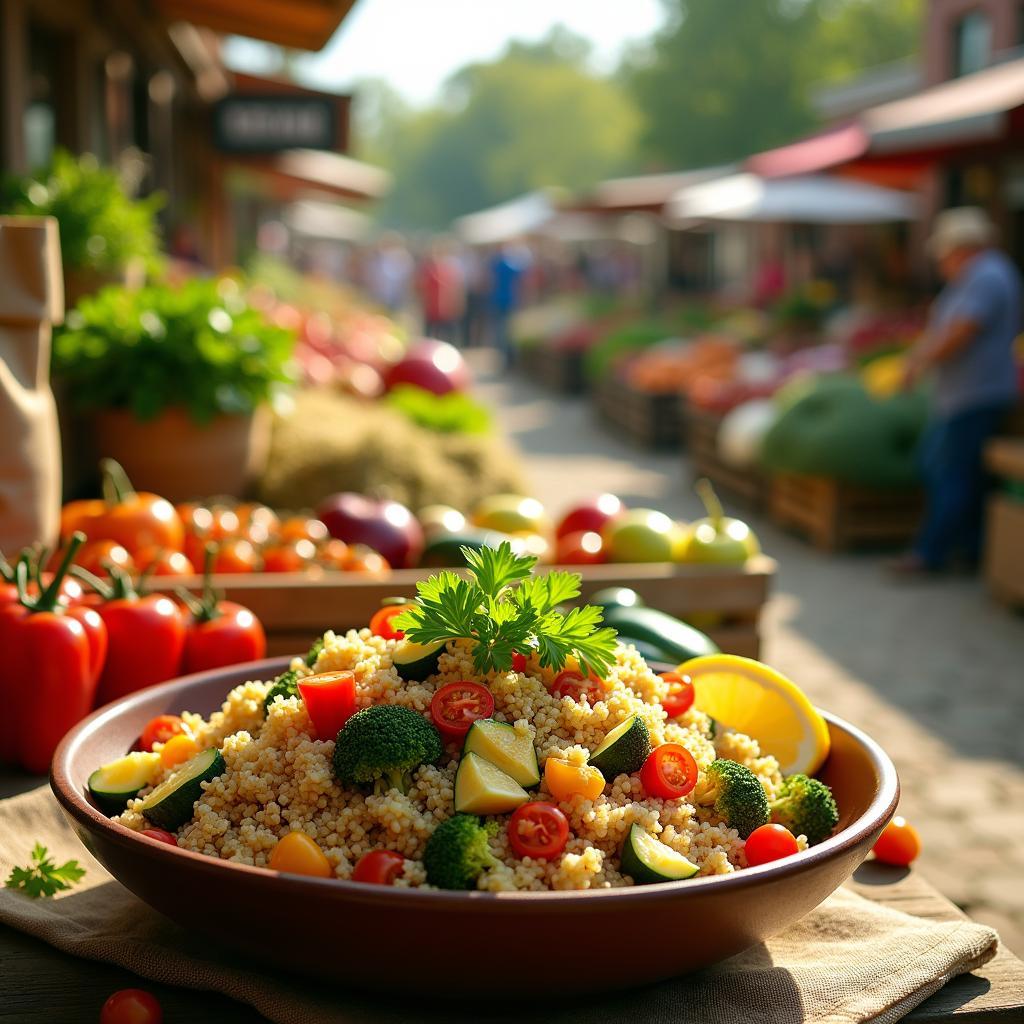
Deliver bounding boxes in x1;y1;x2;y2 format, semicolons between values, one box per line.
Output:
0;149;163;305
53;276;296;500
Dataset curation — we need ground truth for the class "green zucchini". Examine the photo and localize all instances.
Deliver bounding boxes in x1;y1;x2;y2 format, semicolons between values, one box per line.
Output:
138;747;225;831
599;605;718;665
392;638;446;681
88;752;162;814
620;823;699;884
589;587;645;611
463;719;540;787
588;714;650;778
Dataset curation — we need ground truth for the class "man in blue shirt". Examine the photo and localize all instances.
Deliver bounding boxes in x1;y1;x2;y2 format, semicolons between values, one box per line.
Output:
893;208;1022;575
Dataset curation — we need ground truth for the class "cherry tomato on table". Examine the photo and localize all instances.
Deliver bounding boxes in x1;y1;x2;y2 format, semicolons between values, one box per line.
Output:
745;823;800;866
659;671;695;719
508;802;570;860
352;849;406;885
369;603;414;641
550;669;606;704
640;743;698;800
140;715;187;752
140;828;178;847
100;988;163;1024
430;681;494;740
872;816;921;866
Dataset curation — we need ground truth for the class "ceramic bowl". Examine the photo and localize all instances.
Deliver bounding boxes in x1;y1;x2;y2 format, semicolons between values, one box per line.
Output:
52;658;899;995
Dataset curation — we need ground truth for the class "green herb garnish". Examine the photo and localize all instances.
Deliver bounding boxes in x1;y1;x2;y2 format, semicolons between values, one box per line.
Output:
394;542;617;677
5;843;86;898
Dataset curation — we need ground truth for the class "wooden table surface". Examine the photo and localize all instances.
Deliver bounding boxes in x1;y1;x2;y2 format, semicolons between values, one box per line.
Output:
1;778;1022;1023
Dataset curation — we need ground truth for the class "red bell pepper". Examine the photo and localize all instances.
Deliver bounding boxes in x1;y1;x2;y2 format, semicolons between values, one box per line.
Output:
298;672;357;740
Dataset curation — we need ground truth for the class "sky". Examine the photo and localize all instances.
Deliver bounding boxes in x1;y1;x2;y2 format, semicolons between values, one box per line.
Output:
223;0;668;105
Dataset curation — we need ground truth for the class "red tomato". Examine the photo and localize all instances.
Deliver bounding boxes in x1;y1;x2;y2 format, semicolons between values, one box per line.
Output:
872;816;921;866
211;538;260;574
507;802;569;860
206;507;240;541
554;530;605;565
49;539;134;578
139;714;187;752
140;828;178;847
659;671;695;718
344;546;390;577
262;539;316;573
280;516;329;544
430;681;494;740
135;548;195;577
640;743;698;799
318;538;350;569
369;603;413;640
99;988;163;1024
550;669;606;704
352;849;406;885
511;651;527;673
745;823;799;866
298;671;357;740
182;600;266;674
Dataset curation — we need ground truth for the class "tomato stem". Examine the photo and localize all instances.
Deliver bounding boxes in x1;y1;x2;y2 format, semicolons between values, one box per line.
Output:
695;477;724;528
34;532;85;612
100;458;137;505
0;550;12;584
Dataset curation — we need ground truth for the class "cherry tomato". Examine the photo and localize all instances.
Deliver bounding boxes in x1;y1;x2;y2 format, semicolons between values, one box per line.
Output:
511;651;527;673
59;498;105;541
206;507;240;541
745;823;800;866
100;988;163;1024
659;671;695;718
430;681;494;740
49;539;134;578
343;545;390;577
280;516;329;544
261;539;316;573
140;714;187;752
94;460;184;557
211;538;259;573
508;802;570;860
298;671;357;740
160;733;200;769
554;530;605;565
872;816;921;866
269;831;332;878
318;538;350;569
352;849;406;885
237;503;279;545
369;603;414;640
135;548;195;577
640;743;698;799
550;669;606;704
182;600;266;674
140;828;178;847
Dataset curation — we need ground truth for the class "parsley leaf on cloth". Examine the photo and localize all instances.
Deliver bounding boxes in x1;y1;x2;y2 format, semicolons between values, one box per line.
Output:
394;543;618;677
5;843;86;898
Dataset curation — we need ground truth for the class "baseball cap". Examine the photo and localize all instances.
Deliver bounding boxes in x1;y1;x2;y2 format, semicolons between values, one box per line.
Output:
926;207;995;258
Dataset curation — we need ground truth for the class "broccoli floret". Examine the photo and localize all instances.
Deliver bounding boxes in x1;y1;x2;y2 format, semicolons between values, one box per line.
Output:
769;774;839;845
305;637;325;668
423;814;498;890
332;704;443;794
696;759;770;839
263;669;299;713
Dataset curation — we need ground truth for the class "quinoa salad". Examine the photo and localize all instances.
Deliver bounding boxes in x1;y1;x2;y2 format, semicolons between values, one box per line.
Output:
88;546;839;891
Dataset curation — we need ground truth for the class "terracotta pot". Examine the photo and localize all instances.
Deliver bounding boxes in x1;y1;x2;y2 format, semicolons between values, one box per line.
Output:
92;406;271;502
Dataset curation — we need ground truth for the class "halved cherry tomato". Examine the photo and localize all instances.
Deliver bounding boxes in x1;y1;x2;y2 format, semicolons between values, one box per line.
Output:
550;669;606;704
369;603;414;640
640;743;698;799
430;681;494;740
280;516;329;544
544;757;605;802
269;831;332;877
511;651;527;673
140;828;178;847
140;714;187;752
160;733;200;769
659;671;695;719
872;816;921;866
100;988;163;1024
745;823;799;866
262;539;316;573
135;548;195;577
298;671;357;740
352;849;406;885
508;802;570;860
211;538;259;573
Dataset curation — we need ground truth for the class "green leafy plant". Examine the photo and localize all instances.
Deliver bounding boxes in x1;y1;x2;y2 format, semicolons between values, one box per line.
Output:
385;384;492;434
0;149;163;275
5;843;86;898
53;277;296;423
394;542;617;677
584;321;671;382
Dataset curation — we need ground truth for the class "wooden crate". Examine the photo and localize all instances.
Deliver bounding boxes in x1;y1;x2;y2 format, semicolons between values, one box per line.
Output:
769;473;923;552
171;557;776;660
594;372;685;449
984;495;1024;609
685;405;770;509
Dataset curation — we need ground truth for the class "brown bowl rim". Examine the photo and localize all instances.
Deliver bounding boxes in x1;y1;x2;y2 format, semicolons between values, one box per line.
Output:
51;657;900;908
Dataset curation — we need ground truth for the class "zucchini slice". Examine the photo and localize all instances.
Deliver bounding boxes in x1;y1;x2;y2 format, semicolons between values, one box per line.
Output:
620;823;699;884
463;719;540;788
588;714;650;778
88;752;161;814
392;638;446;681
454;752;529;815
138;747;225;831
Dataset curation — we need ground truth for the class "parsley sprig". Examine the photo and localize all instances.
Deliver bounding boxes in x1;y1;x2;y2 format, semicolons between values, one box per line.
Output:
393;543;618;677
5;843;86;898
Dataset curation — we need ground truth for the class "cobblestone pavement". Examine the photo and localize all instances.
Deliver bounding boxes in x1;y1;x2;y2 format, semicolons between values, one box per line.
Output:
476;357;1024;955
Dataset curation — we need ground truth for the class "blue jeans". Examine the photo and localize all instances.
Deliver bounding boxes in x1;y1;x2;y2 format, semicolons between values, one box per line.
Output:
913;402;1010;568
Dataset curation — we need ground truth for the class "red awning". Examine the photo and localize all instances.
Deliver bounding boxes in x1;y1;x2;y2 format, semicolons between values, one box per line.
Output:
746;123;869;179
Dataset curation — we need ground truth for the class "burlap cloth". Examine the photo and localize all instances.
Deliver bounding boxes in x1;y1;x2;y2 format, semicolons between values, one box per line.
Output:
0;786;997;1024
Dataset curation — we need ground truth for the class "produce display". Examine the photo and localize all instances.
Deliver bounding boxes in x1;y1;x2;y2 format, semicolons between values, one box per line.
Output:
97;546;838;891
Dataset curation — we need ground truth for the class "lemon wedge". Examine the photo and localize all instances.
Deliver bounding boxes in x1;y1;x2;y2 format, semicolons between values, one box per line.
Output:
679;654;830;776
